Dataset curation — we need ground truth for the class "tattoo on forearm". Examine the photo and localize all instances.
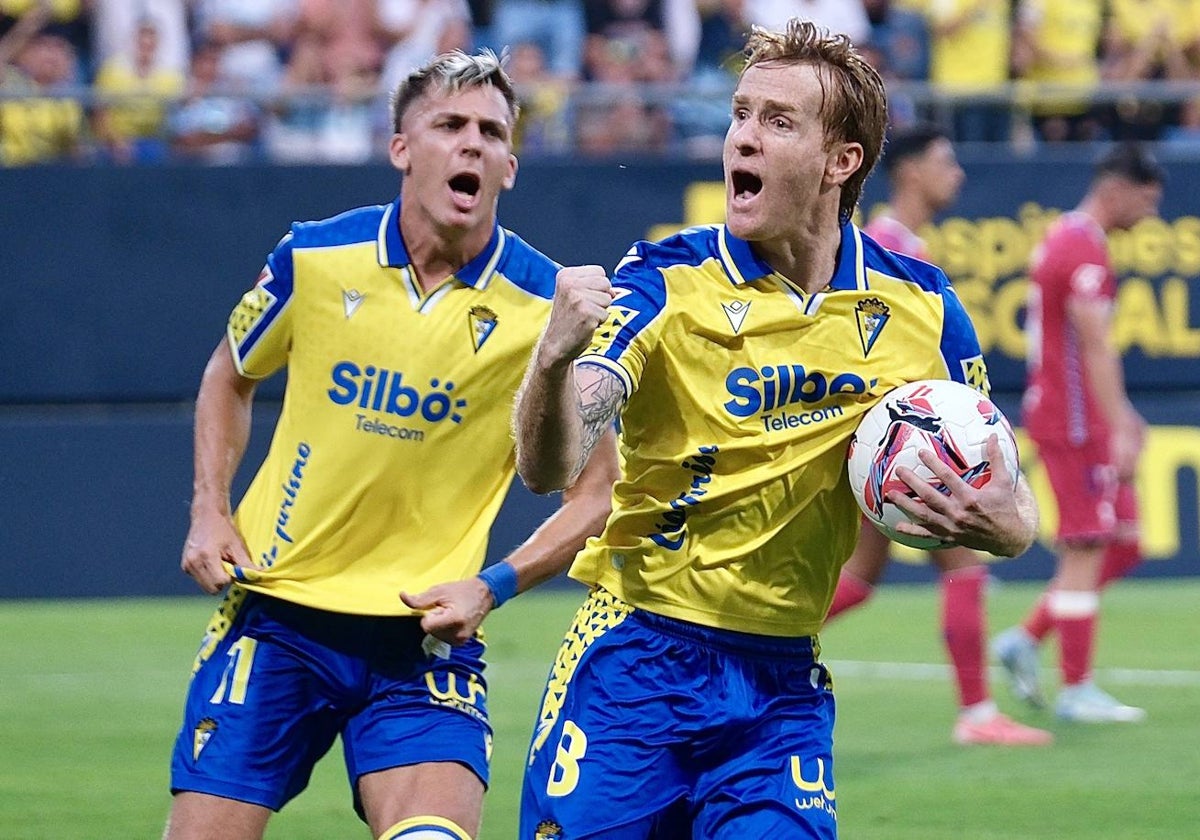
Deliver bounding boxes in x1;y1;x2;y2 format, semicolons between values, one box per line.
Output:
572;372;623;478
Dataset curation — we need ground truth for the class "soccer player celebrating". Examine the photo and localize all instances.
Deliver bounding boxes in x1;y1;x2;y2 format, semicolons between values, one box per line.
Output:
165;51;618;840
992;142;1161;724
514;21;1039;838
825;123;1052;747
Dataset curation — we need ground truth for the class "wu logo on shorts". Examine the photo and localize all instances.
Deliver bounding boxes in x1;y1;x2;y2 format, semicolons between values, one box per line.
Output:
192;718;218;761
791;754;837;819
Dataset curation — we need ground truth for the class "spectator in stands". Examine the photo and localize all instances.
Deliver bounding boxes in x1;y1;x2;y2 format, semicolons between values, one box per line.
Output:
507;39;570;152
194;0;299;95
491;0;586;80
1012;0;1105;143
91;17;186;164
926;0;1013;143
0;0;90;79
167;42;261;164
377;0;472;110
863;0;928;81
264;30;378;163
661;0;701;77
745;0;871;44
294;0;385;82
0;29;83;165
692;0;751;85
1101;0;1194;141
860;0;930;129
92;0;189;78
578;0;677;154
676;0;749;154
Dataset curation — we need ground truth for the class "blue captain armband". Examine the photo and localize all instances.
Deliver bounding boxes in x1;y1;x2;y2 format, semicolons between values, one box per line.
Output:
478;561;519;608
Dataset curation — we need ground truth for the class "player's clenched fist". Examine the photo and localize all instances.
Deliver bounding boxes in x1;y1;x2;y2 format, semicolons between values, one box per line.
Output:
540;265;615;363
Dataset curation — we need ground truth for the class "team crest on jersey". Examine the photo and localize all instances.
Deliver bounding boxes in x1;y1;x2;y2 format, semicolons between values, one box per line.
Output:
534;820;564;840
468;305;498;352
960;355;991;394
855;297;890;357
722;299;751;334
192;718;218;761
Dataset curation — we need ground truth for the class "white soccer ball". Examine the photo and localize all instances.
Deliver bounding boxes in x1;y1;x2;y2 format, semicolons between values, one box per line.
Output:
846;379;1020;549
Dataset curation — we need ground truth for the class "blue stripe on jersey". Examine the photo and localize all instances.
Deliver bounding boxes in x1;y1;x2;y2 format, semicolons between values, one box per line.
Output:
596;250;669;365
716;225;773;285
494;230;560;299
939;285;984;386
859;233;947;293
239;234;295;357
292;203;388;250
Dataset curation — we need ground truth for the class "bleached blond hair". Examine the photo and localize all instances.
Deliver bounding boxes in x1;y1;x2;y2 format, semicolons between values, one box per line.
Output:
390;49;520;134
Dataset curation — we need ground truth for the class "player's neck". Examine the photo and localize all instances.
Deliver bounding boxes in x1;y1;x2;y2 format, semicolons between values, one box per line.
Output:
887;191;933;233
753;222;840;294
1074;197;1110;233
399;209;495;292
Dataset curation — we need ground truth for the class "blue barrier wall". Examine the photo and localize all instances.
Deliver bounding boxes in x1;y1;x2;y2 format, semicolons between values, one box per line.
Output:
2;153;1197;597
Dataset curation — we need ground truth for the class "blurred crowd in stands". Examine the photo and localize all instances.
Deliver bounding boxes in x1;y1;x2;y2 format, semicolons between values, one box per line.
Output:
5;0;1200;166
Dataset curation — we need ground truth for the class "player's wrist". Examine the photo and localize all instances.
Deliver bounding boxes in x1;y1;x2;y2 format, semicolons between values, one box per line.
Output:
477;560;519;608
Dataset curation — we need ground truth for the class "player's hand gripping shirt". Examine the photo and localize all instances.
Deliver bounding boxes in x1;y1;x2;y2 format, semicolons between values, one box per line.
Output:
571;222;987;637
224;197;557;614
1022;211;1115;446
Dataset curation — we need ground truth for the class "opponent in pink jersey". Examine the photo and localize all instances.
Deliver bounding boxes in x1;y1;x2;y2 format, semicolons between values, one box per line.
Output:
830;123;1052;746
993;142;1162;723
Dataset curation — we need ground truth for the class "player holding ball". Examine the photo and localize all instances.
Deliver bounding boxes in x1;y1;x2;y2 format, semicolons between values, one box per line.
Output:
514;20;1040;839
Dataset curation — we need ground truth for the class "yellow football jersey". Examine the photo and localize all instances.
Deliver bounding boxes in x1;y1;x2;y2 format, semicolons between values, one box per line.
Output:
224;197;558;614
928;0;1012;88
572;224;989;637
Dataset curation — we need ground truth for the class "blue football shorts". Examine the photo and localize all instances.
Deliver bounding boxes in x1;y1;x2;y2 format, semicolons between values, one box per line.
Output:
169;587;491;813
521;588;837;839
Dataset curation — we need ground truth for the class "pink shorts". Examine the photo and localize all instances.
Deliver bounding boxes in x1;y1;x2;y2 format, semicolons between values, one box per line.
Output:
1036;439;1138;544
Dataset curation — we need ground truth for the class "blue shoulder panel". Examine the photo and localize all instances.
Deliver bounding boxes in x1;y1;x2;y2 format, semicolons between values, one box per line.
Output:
859;233;946;293
939;285;984;386
496;229;561;300
289;203;387;250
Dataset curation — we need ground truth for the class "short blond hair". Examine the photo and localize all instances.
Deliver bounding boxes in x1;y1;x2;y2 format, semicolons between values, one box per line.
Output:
391;49;520;134
742;20;887;223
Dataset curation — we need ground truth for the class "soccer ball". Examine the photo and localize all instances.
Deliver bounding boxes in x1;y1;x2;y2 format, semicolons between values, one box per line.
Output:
846;379;1020;550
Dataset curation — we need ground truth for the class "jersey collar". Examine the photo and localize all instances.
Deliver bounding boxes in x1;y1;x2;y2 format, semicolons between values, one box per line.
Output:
718;221;868;292
376;195;507;290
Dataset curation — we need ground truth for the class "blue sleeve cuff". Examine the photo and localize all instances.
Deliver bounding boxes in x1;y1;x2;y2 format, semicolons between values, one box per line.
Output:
478;561;519;608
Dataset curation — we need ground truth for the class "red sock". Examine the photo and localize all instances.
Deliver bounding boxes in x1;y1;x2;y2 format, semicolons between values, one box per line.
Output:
942;565;988;708
1023;592;1054;643
1050;590;1099;686
1028;539;1140;643
1099;539;1141;588
825;572;873;621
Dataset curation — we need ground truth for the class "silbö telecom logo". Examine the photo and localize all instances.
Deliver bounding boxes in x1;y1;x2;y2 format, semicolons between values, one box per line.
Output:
723;363;875;430
326;360;467;440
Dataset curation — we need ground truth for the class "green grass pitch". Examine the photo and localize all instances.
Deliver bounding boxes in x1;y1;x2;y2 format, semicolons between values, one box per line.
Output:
1;579;1197;838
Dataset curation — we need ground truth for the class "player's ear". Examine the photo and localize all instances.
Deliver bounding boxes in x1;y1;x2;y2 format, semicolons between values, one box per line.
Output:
502;152;518;191
389;133;411;174
825;141;864;189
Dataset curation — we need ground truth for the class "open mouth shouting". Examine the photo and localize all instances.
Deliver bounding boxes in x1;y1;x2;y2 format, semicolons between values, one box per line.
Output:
448;171;482;211
729;168;764;210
